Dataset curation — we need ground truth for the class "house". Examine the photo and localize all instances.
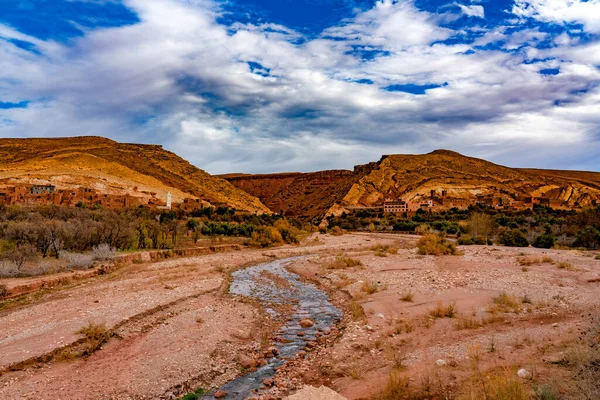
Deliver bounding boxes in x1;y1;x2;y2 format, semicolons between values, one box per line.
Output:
31;185;56;195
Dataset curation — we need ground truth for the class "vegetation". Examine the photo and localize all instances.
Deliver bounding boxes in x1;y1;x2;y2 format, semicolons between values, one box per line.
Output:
417;234;457;255
429;301;457;318
326;256;362;270
498;229;529;247
0;205;305;277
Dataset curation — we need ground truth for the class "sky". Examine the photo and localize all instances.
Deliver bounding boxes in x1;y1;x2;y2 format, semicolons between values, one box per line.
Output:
0;0;599;174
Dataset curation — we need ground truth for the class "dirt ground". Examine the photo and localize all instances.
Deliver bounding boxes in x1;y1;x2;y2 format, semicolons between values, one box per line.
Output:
0;233;599;399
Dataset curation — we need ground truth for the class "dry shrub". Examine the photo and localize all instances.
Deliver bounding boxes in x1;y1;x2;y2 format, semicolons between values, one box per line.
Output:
349;301;366;322
562;311;600;399
541;256;554;263
326;256;362;269
62;252;94;270
0;284;7;300
92;243;117;261
485;371;531;400
361;280;379;294
517;256;540;266
400;290;414;302
429;301;457;318
376;371;411;400
394;319;415;335
329;226;344;236
372;244;398;257
557;261;573;270
456;313;504;330
58;321;112;360
417;234;456;256
490;292;520;313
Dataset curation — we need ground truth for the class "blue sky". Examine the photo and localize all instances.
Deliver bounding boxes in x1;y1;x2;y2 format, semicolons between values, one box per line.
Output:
0;0;599;173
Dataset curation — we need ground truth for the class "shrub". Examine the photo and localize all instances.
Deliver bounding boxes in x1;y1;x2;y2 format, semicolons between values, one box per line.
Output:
457;235;486;245
533;232;556;248
92;243;117;261
361;280;379;294
557;261;573;270
0;243;37;274
349;301;366;322
329;226;344;236
64;252;94;270
573;226;600;249
542;256;554;263
248;227;283;248
399;291;414;302
498;230;529;247
0;284;8;300
416;234;456;256
429;301;457;318
371;244;398;257
376;371;410;400
491;292;520;312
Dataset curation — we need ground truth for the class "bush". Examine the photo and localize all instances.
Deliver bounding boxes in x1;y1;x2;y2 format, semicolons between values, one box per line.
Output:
457;235;486;245
533;232;556;248
92;243;117;261
498;230;529;247
64;252;94;270
329;226;344;236
573;226;600;249
417;234;457;255
0;284;8;299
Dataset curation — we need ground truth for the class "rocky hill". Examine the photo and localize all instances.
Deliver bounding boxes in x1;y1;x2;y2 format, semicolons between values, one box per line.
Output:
0;137;269;212
224;150;600;219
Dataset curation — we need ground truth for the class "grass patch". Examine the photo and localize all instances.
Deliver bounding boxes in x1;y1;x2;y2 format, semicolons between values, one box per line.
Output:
521;267;529;272
182;388;207;400
595;255;600;260
542;256;554;263
416;234;457;256
429;301;457;318
326;256;362;270
57;321;113;361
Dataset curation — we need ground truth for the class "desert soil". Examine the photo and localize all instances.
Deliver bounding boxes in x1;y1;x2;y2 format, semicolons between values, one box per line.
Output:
0;233;599;399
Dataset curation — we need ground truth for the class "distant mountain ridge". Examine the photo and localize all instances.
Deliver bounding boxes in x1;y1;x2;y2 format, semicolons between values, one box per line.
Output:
223;150;600;219
0;136;269;212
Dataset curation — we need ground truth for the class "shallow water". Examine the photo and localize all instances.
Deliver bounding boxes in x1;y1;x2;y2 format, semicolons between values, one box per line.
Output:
203;256;342;399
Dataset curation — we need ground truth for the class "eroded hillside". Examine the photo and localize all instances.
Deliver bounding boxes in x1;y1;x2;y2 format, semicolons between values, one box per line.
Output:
0;137;269;212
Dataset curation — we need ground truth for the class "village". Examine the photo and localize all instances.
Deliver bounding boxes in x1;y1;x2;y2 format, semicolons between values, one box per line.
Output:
381;189;596;214
0;184;219;212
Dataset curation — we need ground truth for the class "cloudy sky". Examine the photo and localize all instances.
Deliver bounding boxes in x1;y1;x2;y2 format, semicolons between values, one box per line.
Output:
0;0;599;173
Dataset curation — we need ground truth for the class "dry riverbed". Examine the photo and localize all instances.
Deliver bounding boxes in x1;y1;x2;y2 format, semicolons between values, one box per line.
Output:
0;233;599;399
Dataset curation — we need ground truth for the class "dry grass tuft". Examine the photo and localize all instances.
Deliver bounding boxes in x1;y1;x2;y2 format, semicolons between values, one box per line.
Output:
429;301;457;318
517;256;540;266
372;244;398;257
456;313;504;330
400;290;414;302
490;292;520;313
557;261;574;270
326;256;362;270
361;280;379;294
542;256;554;263
349;301;366;322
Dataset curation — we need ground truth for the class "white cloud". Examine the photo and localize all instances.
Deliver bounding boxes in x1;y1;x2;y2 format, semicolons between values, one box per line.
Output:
457;4;484;18
513;0;600;33
0;0;598;173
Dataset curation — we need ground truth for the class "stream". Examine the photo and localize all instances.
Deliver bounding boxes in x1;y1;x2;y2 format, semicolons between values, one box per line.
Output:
203;256;342;399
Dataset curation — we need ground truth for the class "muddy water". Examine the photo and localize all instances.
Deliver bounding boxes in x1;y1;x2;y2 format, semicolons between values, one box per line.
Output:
206;257;342;399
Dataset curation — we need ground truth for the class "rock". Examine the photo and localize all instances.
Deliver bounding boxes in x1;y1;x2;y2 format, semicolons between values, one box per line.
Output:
552;323;559;328
214;389;227;398
268;346;280;356
258;358;267;367
297;351;306;358
376;313;385;319
297;332;305;337
237;354;256;369
436;359;446;366
299;319;315;328
165;392;176;400
284;385;347;400
263;378;274;387
543;353;565;364
517;369;531;379
306;341;317;348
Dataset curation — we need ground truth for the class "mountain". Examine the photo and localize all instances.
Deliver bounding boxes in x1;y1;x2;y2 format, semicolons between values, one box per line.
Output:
0;136;269;212
223;150;600;219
